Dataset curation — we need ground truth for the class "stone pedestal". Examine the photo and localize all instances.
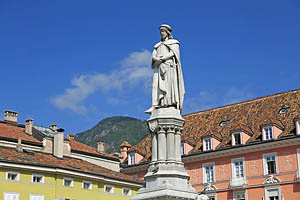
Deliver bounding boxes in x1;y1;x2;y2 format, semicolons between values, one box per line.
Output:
131;107;198;200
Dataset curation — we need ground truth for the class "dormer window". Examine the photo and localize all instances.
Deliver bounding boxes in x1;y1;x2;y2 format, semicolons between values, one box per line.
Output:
232;132;241;146
296;120;300;135
263;126;273;140
220;121;229;126
279;108;289;114
203;138;212;151
128;152;136;165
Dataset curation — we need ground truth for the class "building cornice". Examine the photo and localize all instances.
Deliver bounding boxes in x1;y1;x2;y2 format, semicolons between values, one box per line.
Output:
0;161;143;187
183;135;300;163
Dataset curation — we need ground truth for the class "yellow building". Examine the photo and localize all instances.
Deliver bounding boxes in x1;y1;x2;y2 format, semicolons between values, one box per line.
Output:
0;110;143;200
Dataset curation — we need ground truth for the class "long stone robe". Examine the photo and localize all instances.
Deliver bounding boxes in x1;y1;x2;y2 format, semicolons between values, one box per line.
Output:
151;39;185;111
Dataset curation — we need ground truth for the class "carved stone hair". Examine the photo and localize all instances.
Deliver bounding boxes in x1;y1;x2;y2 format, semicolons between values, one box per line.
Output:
160;27;173;40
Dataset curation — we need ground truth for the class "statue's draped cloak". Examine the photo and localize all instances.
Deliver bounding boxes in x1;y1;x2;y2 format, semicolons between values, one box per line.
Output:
152;39;185;111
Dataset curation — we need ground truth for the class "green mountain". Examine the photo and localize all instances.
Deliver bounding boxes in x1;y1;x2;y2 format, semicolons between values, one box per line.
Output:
75;116;149;154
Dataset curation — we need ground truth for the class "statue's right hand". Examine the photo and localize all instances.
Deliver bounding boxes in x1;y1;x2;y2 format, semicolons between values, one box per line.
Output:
153;60;162;68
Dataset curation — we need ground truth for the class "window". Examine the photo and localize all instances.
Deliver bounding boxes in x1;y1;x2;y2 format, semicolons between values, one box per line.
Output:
279;108;288;114
128;153;136;165
6;171;19;181
30;194;44;200
263;153;278;175
203;138;212;151
122;187;131;196
4;192;19;200
297;149;300;175
232;158;245;178
203;162;215;183
181;142;185;155
296;120;300;135
233;191;246;200
63;178;73;187
265;187;280;200
232;132;242;146
55;199;71;200
32;174;44;183
263;126;273;140
208;195;216;200
104;185;114;193
82;181;92;190
220;120;229;126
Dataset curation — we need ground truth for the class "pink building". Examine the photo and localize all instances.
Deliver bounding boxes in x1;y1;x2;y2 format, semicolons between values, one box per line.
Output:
121;89;300;200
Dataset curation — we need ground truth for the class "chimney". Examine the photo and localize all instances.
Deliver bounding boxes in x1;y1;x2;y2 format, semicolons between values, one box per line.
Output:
4;110;18;123
25;119;33;135
120;141;131;162
50;124;58;132
53;131;64;158
112;152;121;159
67;133;74;140
97;140;105;153
16;138;23;152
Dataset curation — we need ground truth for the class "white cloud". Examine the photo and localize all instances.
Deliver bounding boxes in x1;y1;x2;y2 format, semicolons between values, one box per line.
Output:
223;88;254;105
51;50;152;114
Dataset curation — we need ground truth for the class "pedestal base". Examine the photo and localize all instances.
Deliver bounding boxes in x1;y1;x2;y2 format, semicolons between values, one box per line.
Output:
132;157;197;200
131;107;198;200
132;187;197;200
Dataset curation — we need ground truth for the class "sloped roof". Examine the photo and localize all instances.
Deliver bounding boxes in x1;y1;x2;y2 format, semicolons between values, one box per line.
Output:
124;89;300;164
0;122;118;161
69;138;119;161
0;122;41;144
0;146;143;185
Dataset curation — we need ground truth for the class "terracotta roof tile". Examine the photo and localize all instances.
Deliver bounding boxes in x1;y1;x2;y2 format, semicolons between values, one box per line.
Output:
0;122;41;144
69;139;118;161
120;141;132;148
0;146;143;184
125;89;300;163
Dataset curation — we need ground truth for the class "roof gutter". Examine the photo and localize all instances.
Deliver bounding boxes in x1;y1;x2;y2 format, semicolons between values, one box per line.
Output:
0;160;143;187
183;135;300;163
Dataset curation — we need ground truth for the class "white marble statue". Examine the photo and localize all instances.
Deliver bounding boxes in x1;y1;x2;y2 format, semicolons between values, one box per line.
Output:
145;24;185;114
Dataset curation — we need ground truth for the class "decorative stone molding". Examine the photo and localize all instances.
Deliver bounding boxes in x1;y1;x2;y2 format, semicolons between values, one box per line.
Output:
148;119;159;132
195;194;209;200
263;175;280;185
201;183;216;193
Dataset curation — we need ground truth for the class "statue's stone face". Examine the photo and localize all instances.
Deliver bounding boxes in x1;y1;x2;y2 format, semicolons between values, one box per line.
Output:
160;29;168;40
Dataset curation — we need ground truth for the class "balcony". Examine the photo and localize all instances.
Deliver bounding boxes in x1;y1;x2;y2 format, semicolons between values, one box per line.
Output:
297;170;300;181
230;177;247;188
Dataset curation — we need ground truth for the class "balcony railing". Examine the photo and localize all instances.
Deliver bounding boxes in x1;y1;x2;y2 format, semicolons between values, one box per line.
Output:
297;170;300;181
230;177;247;188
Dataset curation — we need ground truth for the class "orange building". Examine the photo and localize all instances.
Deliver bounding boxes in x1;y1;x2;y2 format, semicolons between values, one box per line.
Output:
121;89;300;200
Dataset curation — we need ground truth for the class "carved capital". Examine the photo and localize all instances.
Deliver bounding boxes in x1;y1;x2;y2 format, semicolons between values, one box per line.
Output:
165;125;175;133
175;127;184;135
158;125;166;133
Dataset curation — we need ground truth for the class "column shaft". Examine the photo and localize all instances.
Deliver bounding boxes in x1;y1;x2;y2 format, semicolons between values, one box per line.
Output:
175;133;181;162
166;128;175;161
157;129;166;161
151;133;157;162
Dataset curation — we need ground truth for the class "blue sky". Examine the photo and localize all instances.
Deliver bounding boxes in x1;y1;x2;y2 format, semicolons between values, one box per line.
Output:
1;1;300;134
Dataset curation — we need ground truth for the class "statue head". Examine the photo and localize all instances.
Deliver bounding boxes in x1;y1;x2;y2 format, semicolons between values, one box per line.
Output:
159;24;173;40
